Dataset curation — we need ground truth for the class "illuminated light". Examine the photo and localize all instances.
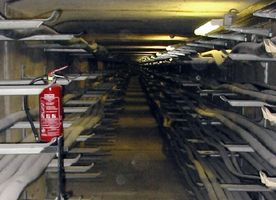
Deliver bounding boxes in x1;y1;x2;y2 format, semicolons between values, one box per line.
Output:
169;58;173;62
194;19;223;36
166;46;176;51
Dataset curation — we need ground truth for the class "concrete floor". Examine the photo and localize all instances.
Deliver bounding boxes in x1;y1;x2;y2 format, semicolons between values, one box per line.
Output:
67;77;191;200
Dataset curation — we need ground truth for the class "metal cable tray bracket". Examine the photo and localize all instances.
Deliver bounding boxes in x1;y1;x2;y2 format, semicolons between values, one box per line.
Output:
0;85;49;96
223;144;254;152
220;95;275;107
64;107;89;113
49;154;81;167
221;184;273;192
226;26;272;37
47;172;102;179
229;53;276;62
11;121;72;129
66;100;99;106
0;138;57;154
47;162;95;173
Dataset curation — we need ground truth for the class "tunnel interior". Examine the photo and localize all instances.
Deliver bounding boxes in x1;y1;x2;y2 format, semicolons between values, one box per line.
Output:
0;0;276;200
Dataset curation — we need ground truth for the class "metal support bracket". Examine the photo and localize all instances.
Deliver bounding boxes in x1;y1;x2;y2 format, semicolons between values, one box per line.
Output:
253;6;276;19
223;144;254;152
226;26;272;37
49;154;81;167
220;96;275;107
0;85;48;96
207;34;247;42
57;136;65;200
76;134;95;142
64;107;89;113
229;53;276;62
48;172;102;180
11;121;72;129
0;79;71;86
0;139;57;154
47;163;94;173
69;147;100;154
221;183;272;192
66;100;98;106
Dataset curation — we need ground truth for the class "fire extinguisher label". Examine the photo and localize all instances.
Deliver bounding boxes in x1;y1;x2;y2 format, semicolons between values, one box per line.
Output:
40;93;61;136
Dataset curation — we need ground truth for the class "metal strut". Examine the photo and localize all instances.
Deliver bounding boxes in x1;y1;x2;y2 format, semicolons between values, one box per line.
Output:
57;136;66;200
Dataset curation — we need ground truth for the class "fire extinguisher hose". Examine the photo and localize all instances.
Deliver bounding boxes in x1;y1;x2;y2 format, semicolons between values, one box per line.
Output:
24;76;47;141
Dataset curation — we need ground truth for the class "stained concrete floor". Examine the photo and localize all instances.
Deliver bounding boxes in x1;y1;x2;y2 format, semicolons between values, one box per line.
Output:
67;77;191;200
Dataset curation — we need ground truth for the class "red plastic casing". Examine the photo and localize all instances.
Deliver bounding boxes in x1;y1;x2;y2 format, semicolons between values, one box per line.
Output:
39;83;63;142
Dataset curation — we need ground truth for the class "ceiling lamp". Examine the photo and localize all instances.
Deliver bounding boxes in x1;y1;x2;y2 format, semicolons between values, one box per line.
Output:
194;19;223;36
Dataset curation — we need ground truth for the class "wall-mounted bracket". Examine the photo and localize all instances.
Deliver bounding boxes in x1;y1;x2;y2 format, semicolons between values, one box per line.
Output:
229;53;276;62
220;95;275;107
0;85;48;95
0;139;57;154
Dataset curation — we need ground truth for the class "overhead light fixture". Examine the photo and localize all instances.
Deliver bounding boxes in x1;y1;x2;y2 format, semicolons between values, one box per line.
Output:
194;19;223;36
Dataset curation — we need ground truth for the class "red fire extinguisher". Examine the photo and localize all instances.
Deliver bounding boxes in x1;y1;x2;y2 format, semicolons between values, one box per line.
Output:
39;66;68;142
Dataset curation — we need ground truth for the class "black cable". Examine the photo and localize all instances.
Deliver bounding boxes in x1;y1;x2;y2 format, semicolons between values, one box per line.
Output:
24;76;47;141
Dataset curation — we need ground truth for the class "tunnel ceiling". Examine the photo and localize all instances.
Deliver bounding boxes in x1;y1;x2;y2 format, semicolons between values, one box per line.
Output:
4;0;262;61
